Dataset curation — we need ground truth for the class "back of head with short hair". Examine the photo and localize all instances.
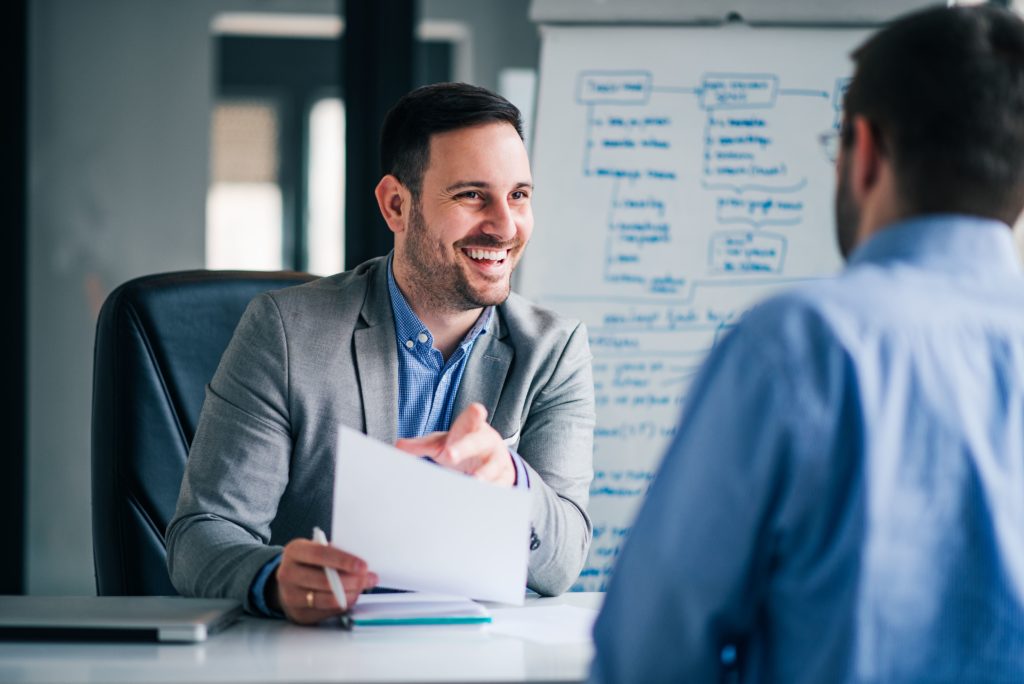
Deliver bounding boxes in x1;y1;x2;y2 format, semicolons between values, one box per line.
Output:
844;5;1024;224
379;82;524;197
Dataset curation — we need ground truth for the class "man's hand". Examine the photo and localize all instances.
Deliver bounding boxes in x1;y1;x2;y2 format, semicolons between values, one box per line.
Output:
269;538;378;625
395;403;516;486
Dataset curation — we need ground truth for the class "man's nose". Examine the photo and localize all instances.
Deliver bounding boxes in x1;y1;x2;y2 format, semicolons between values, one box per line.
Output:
482;199;518;241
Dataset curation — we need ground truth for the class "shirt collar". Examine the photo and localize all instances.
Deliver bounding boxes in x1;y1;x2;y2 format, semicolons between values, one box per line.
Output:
387;254;493;350
846;214;1022;277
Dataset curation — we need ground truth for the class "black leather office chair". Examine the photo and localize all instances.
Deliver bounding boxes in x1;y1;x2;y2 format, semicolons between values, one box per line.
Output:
91;270;316;595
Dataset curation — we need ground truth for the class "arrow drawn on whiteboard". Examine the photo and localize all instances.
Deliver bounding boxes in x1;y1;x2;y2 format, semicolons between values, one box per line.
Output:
649;85;700;94
700;178;808;194
779;88;830;98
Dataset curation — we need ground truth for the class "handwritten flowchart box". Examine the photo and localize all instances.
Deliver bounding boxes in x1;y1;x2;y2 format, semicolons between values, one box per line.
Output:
577;70;652;105
700;73;778;109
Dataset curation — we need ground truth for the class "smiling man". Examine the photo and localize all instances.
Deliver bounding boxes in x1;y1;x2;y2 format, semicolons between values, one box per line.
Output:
167;83;595;623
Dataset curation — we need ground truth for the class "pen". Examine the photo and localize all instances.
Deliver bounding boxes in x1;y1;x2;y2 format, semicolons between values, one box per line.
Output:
312;526;352;629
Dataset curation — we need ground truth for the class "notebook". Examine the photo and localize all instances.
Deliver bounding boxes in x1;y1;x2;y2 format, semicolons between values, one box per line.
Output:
0;596;242;643
351;592;491;626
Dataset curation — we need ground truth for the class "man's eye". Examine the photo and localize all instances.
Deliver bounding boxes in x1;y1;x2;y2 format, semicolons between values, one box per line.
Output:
459;191;482;200
511;191;530;200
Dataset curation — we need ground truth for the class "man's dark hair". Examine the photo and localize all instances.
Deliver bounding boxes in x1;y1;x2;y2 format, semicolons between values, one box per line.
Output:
379;82;524;196
843;5;1024;224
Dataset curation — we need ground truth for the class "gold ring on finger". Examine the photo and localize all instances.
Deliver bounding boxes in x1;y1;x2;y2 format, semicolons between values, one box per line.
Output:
306;590;315;608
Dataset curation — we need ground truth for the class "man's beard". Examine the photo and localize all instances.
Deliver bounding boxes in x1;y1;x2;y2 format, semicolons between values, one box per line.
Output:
402;201;517;313
834;155;861;260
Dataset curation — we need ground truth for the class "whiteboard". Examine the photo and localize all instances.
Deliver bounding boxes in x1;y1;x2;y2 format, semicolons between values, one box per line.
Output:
518;25;870;590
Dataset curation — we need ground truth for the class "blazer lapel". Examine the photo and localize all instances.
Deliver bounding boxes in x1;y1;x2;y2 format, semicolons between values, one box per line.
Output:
353;261;398;443
454;309;513;426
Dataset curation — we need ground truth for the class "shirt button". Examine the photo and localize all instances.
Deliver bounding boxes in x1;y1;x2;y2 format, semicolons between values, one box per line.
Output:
405;339;414;349
417;333;428;344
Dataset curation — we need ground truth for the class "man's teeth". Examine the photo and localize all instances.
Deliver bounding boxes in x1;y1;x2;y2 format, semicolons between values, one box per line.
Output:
465;248;507;261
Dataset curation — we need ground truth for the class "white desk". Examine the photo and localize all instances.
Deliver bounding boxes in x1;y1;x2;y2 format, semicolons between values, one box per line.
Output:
0;593;602;684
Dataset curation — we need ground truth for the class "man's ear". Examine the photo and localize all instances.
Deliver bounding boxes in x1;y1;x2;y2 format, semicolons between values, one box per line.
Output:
374;174;412;235
848;115;885;203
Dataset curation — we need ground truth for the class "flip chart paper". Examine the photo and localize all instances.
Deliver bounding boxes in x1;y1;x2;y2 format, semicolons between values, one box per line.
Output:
520;25;867;590
332;427;531;605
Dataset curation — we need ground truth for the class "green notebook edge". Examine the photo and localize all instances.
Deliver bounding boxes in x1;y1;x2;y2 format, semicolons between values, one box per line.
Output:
352;616;493;627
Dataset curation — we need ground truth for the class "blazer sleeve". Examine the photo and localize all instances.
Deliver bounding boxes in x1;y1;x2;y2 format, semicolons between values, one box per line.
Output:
519;321;596;595
166;293;292;613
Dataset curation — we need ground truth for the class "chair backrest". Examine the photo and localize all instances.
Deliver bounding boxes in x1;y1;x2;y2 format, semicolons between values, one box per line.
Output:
91;270;316;596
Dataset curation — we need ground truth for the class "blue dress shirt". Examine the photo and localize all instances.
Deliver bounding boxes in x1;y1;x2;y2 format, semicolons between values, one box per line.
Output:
591;215;1024;683
250;257;527;615
387;259;493;439
387;257;528;484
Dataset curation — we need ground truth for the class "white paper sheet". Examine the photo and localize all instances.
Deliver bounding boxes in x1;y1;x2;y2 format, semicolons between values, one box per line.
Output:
485;605;598;645
331;427;531;605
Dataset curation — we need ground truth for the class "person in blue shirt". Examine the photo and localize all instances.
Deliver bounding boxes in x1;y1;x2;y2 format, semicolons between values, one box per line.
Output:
590;5;1024;682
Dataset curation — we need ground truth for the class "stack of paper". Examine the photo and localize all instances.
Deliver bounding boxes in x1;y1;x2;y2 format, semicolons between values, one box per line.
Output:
351;593;490;626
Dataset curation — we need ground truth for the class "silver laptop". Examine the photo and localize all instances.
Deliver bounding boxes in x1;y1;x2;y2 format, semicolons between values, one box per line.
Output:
0;596;242;643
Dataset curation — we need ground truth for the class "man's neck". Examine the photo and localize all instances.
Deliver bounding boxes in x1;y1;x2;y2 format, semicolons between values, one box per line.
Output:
390;264;484;360
853;151;904;249
410;301;483;361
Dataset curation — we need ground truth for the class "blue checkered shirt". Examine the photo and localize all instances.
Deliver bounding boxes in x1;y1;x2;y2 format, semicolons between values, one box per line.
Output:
385;258;529;486
387;259;493;439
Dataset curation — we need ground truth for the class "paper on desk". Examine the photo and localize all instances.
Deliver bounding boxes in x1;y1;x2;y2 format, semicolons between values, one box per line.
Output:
485;605;598;645
331;427;531;605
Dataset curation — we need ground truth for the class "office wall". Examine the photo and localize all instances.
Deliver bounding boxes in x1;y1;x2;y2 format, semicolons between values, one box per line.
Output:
27;0;335;595
27;0;537;595
421;0;541;92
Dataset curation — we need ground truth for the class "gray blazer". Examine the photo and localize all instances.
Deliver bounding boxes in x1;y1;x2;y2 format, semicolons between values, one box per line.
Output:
166;256;595;612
